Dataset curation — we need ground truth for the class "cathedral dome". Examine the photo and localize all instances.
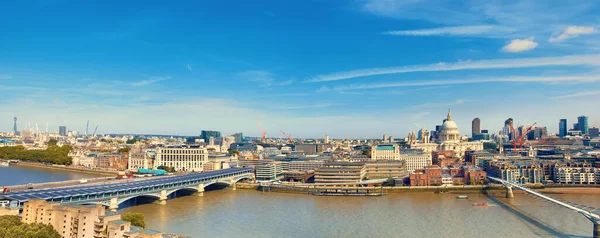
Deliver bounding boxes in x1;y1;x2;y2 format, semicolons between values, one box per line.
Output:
438;109;460;143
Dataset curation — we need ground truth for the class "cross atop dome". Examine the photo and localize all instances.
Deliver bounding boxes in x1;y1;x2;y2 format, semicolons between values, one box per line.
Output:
447;109;452;121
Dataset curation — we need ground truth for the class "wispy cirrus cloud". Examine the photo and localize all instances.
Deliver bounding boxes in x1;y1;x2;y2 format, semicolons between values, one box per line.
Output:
332;74;600;91
305;54;600;83
278;103;338;110
187;64;192;72
383;25;514;37
549;26;597;42
551;90;600;99
236;70;293;87
411;99;468;109
130;76;172;87
502;37;538;52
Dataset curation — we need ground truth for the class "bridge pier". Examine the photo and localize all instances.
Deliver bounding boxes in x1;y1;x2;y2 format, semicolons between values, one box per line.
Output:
158;190;167;205
506;186;514;198
197;184;205;197
594;222;600;238
109;197;118;212
230;179;236;191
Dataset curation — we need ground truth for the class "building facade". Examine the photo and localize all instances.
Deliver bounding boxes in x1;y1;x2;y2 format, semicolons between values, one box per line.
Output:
399;149;433;171
371;144;400;160
21;200;163;238
577;116;589;135
314;162;366;183
154;146;208;172
128;151;154;170
472;117;481;137
200;130;221;143
559;119;568;137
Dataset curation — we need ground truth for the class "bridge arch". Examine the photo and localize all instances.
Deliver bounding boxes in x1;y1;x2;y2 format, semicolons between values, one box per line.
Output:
165;187;199;197
118;194;162;206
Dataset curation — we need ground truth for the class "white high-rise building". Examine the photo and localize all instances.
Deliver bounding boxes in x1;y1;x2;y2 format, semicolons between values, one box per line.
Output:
324;135;330;144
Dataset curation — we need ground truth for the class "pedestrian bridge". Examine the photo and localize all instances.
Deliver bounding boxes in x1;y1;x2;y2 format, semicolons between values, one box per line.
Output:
1;167;254;210
489;176;600;237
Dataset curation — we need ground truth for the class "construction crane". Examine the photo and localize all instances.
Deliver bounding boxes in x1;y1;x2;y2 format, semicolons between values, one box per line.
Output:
509;121;537;151
256;119;266;142
280;130;292;143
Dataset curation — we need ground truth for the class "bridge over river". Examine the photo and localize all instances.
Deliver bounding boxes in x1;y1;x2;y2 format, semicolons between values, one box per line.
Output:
490;176;600;238
0;167;254;211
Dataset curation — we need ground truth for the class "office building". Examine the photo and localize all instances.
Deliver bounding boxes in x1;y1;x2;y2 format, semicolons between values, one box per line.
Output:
383;134;389;143
255;162;283;181
314;162;366;183
371;144;400;160
578;116;589;135
128;151;154;170
231;133;244;143
590;127;600;138
13;117;17;135
294;144;333;155
528;127;547;140
154;146;208;172
399;149;432;171
288;161;324;171
200;130;221;143
472;117;481;137
364;161;406;179
58;126;67;136
324;135;329;144
559;119;568;137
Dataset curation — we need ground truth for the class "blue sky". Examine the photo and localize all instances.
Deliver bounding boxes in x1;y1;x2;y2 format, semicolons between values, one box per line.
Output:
1;0;600;138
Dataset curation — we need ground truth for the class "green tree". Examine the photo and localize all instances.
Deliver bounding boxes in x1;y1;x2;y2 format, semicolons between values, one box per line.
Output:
361;150;372;157
118;147;131;153
228;149;240;156
47;139;58;147
121;212;146;229
0;215;60;238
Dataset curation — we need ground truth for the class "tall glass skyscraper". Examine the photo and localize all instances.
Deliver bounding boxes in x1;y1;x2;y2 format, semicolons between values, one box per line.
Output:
577;116;589;135
559;119;567;137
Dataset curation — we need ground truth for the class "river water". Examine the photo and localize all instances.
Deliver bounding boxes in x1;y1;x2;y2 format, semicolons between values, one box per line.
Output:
0;164;103;186
2;166;599;237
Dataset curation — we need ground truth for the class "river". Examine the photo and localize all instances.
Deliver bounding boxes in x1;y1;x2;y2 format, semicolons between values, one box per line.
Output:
121;189;600;238
0;164;104;186
2;166;599;237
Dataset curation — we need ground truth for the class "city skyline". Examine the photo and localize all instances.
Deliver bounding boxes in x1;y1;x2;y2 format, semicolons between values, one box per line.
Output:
1;1;600;137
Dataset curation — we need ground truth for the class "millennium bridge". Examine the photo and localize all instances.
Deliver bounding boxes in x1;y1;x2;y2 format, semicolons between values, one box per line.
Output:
489;176;600;238
0;167;254;211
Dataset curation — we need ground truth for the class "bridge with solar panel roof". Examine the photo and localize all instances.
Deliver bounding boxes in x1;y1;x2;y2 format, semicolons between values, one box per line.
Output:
0;167;254;211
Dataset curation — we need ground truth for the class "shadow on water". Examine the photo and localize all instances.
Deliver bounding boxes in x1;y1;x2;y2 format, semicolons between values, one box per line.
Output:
118;184;231;210
119;195;161;210
484;190;588;238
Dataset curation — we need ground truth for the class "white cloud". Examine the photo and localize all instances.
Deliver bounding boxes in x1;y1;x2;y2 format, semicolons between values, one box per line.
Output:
549;26;597;42
236;70;293;87
334;74;600;91
130;76;172;87
187;64;192;72
551;90;600;99
278;103;339;110
411;99;468;109
384;25;514;37
305;54;600;83
502;37;538;52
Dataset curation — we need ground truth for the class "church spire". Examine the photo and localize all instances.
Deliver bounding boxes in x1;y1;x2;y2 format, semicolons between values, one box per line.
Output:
447;109;452;121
